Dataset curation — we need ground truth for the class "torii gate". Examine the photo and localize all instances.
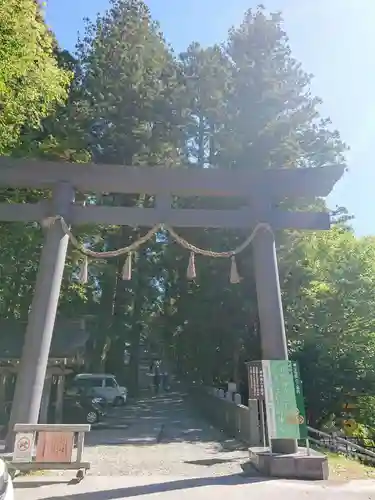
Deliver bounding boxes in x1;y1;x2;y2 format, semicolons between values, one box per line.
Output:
0;158;343;454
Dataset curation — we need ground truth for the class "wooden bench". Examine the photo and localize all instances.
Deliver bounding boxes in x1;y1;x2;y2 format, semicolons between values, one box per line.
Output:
9;423;91;479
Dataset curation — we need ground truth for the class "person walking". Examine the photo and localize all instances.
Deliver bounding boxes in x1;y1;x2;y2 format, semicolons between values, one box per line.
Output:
152;360;161;395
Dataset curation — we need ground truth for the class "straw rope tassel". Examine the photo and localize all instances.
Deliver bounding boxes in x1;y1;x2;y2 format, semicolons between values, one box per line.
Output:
186;252;196;280
55;217;273;286
79;255;88;284
122;252;133;280
230;256;241;284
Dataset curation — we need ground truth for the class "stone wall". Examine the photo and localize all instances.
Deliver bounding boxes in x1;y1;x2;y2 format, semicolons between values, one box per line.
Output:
190;385;262;446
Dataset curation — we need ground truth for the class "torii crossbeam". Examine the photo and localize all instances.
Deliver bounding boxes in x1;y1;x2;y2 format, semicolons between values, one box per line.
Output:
0;157;344;454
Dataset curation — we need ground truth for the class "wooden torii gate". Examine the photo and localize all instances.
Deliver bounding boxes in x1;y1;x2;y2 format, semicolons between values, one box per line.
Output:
0;158;344;453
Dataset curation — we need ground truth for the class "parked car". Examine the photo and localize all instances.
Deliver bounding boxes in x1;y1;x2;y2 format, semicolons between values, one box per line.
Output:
62;394;107;425
0;458;13;500
68;373;128;406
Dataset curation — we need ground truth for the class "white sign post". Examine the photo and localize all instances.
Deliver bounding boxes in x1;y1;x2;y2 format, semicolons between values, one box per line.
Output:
13;432;34;463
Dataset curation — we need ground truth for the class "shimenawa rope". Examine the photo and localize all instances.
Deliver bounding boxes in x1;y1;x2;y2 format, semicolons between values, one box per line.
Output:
43;216;273;284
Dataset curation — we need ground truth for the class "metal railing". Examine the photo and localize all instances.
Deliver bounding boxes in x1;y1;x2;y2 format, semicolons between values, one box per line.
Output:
308;426;375;465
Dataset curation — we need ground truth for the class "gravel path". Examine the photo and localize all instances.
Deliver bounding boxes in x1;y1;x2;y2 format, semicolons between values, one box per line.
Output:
80;391;249;477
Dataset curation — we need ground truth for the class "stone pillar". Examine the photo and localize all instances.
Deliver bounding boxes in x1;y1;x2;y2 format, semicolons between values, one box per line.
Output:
7;182;74;448
39;374;52;424
252;225;297;454
55;375;65;424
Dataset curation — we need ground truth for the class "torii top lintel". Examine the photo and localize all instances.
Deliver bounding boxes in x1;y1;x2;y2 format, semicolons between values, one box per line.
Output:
0;158;344;199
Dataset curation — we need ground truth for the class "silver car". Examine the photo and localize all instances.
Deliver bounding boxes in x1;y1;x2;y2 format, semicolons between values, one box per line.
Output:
69;373;128;406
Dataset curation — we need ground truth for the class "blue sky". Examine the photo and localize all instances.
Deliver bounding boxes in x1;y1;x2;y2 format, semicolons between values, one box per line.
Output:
45;0;375;236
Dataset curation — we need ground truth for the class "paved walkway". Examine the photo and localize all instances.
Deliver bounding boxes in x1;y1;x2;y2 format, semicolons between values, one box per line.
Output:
13;391;375;499
70;391;249;477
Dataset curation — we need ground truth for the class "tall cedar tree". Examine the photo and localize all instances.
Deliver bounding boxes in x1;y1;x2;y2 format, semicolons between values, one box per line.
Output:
72;0;184;390
159;7;347;386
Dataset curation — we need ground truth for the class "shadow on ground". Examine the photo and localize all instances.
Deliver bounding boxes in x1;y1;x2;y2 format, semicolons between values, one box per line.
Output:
14;480;66;489
184;458;236;466
14;474;270;499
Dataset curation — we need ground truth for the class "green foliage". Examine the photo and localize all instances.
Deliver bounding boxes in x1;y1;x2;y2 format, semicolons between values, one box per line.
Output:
0;0;71;153
75;0;183;166
358;396;375;430
0;1;90;320
286;229;375;423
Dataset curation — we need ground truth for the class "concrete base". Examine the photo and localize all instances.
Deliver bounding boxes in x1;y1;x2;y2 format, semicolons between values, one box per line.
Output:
247;446;329;480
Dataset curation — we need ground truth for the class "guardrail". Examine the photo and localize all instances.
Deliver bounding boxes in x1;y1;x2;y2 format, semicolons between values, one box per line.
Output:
308;426;375;465
348;437;375;452
8;423;91;479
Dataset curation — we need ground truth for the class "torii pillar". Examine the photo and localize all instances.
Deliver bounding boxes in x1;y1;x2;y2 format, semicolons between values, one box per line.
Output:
253;223;294;453
7;182;74;446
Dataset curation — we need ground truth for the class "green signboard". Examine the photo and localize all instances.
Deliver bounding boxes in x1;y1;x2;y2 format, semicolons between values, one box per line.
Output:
262;360;307;440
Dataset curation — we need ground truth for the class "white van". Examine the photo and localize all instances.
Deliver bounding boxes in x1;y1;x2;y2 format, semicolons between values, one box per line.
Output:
70;373;128;406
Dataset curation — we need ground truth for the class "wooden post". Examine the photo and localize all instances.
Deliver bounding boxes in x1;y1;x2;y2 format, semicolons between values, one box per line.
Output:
55;375;65;424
